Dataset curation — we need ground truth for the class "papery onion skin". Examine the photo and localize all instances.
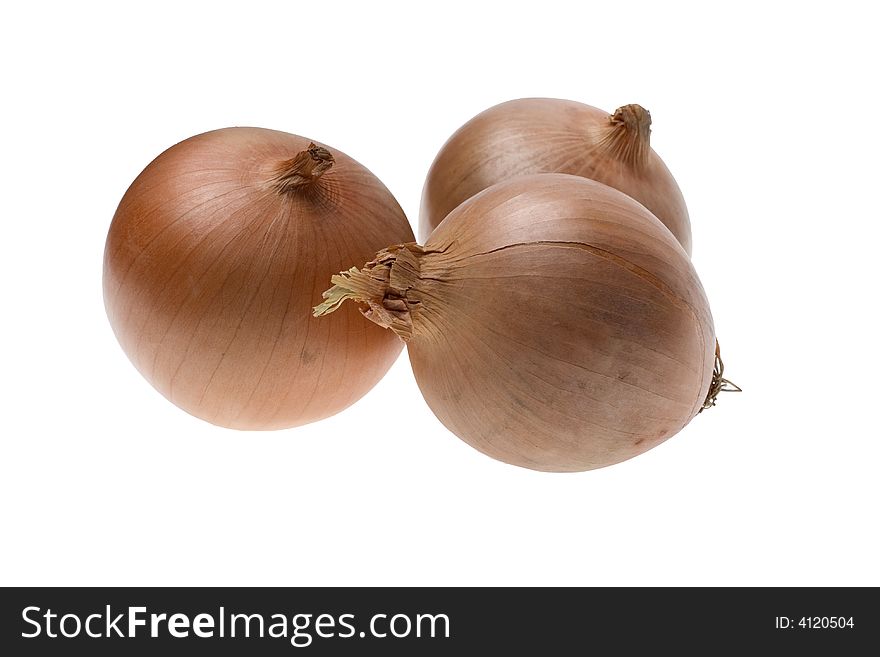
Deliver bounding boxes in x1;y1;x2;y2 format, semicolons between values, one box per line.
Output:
420;98;692;254
319;174;714;472
104;128;414;430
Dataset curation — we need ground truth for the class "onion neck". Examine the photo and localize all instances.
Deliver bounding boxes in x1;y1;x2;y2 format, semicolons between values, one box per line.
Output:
271;143;334;194
597;104;652;169
313;243;424;341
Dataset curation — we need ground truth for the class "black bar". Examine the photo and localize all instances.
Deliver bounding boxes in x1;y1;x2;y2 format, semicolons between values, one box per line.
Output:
1;587;875;655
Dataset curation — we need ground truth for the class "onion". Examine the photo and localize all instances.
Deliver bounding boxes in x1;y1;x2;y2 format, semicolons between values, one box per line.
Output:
104;128;414;430
420;98;692;253
317;174;726;472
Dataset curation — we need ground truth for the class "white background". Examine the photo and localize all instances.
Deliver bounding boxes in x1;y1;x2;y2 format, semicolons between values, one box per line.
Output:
2;1;878;586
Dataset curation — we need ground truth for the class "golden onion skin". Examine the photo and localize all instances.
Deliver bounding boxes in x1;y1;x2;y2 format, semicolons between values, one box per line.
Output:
104;128;414;430
320;174;713;471
420;98;692;254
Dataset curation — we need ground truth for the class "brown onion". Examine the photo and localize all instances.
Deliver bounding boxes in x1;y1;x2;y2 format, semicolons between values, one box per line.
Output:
420;98;692;253
104;128;414;430
318;174;723;472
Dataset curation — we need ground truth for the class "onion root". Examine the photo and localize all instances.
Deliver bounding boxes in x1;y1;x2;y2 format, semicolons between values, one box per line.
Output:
701;341;741;411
